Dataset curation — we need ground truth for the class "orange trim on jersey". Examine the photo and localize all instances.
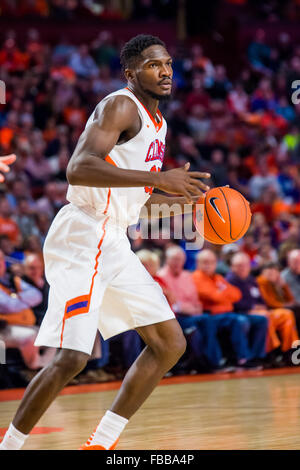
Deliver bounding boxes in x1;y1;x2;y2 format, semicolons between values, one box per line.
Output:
59;195;111;347
125;87;163;132
103;155;115;215
103;188;111;215
105;154;117;167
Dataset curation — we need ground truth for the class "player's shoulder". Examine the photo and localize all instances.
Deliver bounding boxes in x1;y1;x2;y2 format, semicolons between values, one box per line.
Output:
95;90;139;120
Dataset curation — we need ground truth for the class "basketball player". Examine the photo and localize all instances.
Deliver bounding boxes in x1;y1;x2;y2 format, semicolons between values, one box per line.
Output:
0;35;210;450
0;154;16;182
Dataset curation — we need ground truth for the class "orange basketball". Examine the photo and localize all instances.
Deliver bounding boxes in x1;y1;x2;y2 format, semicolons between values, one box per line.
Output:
193;186;252;245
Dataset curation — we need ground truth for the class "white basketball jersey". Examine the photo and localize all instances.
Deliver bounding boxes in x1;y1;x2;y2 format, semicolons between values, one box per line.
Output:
66;87;167;227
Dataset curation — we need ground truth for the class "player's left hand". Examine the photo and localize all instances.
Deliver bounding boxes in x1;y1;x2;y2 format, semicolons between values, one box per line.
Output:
0;154;17;182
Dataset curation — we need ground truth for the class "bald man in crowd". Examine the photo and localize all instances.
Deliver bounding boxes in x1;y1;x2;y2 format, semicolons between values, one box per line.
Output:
22;254;49;326
281;250;300;305
158;246;226;370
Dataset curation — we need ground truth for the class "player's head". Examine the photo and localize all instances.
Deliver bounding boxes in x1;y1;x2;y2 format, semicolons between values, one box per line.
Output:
196;249;217;277
120;34;172;101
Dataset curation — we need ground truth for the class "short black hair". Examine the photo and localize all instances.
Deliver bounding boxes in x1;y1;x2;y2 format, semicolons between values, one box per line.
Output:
120;34;166;71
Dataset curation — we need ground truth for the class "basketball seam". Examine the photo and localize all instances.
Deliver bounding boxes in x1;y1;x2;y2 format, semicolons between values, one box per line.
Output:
220;187;248;241
204;194;228;243
234;193;248;240
219;187;233;241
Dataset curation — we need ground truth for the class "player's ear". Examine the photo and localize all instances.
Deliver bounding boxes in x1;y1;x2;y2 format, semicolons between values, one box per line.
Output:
124;68;134;82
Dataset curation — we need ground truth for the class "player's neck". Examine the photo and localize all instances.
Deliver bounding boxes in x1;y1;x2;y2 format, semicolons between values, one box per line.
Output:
126;86;159;119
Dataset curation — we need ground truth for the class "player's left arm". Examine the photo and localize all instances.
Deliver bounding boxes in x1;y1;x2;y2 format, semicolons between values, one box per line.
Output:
140;193;204;219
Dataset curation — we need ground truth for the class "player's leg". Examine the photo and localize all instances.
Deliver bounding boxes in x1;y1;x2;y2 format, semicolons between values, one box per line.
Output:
80;318;186;450
110;318;186;418
0;349;89;450
80;247;186;450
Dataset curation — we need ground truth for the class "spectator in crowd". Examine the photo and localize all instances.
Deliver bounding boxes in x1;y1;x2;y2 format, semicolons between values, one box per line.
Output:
22;254;49;326
249;157;281;201
281;249;300;304
0;23;300;382
157;246;227;371
257;262;295;309
0;195;21;246
0;234;24;267
0;249;55;369
136;249;176;307
193;249;268;369
69;44;99;79
228;252;299;364
15;197;40;240
247;29;272;75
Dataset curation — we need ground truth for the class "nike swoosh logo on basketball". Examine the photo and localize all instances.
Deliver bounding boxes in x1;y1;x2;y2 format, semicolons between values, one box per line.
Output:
209;197;225;223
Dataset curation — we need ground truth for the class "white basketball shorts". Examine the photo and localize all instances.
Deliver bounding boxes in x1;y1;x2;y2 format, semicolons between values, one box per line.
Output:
34;203;175;355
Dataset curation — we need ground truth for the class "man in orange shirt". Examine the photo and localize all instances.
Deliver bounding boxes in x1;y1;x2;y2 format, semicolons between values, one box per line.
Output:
193;249;268;368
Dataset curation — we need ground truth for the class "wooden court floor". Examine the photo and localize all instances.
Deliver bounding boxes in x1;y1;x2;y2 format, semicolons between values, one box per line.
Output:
1;368;300;450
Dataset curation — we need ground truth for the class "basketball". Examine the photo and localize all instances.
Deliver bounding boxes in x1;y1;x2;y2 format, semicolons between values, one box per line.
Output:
193;186;252;245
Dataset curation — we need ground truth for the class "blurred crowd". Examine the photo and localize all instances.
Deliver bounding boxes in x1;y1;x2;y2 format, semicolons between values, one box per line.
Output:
0;0;175;21
0;22;300;388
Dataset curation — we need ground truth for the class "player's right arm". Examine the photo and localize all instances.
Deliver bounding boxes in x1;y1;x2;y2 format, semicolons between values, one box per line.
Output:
66;96;210;202
0;154;16;182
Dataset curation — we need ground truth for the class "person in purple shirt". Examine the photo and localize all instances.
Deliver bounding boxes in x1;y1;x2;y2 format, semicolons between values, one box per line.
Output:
226;252;269;364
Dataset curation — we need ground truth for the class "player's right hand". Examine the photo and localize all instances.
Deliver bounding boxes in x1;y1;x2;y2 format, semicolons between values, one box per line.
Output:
155;162;211;203
0;154;16;182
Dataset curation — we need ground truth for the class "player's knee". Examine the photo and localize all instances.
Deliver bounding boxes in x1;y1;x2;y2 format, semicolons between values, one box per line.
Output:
53;349;89;376
173;333;187;359
156;330;187;364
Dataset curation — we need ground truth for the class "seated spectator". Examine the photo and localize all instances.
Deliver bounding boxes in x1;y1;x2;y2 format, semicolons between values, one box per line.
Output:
0;249;55;369
193;249;268;369
15;197;40;240
158;246;236;370
249;160;281;201
247;29;271;75
136;249;175;307
35;181;67;219
0;195;21;246
281;249;300;305
22;254;49;326
228;252;299;364
0;234;24;267
69;44;99;79
257;263;295;309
